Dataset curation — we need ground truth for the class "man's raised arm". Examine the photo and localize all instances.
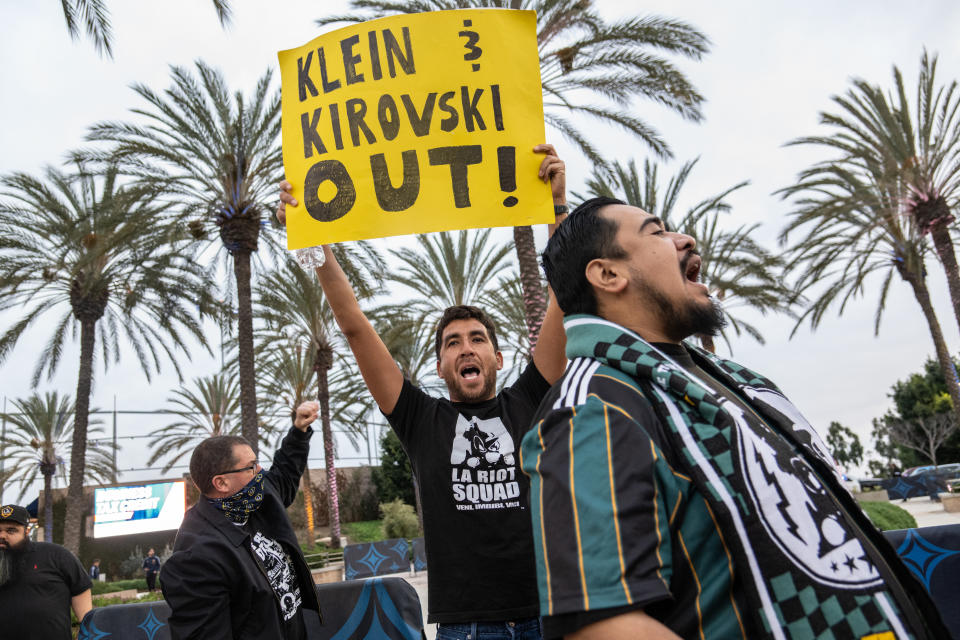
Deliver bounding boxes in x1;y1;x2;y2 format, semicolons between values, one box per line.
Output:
277;186;404;414
531;143;568;385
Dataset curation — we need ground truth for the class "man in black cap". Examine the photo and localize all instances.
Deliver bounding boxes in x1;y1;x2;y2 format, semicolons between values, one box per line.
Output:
0;504;92;639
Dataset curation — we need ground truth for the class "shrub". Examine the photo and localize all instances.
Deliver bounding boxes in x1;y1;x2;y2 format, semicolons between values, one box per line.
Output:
344;520;384;543
91;578;148;595
118;546;145;579
860;502;917;531
380;500;420;539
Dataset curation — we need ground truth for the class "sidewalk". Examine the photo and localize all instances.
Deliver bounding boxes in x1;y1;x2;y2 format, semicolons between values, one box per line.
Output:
895;495;960;528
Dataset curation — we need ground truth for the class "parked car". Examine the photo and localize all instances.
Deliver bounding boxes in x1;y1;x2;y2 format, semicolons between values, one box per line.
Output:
903;465;936;477
932;463;960;481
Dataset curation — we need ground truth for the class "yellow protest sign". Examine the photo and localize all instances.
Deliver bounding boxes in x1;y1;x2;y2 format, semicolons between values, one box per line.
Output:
277;9;551;249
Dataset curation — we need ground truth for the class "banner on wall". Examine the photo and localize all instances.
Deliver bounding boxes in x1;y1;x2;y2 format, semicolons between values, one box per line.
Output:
278;9;551;249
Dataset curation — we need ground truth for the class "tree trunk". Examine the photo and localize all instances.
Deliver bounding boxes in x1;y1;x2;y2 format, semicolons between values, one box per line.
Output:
64;317;97;555
302;473;316;547
317;367;341;548
233;250;259;452
43;472;54;543
902;269;960;419
513;225;547;355
930;221;960;338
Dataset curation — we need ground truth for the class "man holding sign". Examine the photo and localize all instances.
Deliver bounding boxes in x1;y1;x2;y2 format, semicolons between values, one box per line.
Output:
277;142;566;639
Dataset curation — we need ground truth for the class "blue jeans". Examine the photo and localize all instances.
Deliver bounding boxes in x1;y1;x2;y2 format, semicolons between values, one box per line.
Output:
437;618;542;640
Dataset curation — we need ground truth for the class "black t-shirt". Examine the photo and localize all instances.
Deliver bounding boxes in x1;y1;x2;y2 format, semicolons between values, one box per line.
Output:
385;362;550;624
0;541;92;640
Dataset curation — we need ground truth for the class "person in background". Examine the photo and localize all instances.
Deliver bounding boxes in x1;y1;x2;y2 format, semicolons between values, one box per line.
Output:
161;401;322;640
0;504;92;640
89;558;101;581
142;547;160;592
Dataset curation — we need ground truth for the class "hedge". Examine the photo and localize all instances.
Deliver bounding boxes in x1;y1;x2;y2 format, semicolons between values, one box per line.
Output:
860;501;917;531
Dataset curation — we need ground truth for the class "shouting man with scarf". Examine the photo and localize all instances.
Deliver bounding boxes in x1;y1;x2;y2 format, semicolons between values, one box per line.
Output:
162;401;323;640
520;197;948;640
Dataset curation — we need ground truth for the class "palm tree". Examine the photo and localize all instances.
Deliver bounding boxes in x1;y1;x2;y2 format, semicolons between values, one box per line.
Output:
83;61;283;452
784;50;960;339
582;158;794;352
386;229;513;330
372;310;441;529
315;0;710;361
256;338;372;545
484;273;541;374
374;311;444;394
256;341;319;545
0;161;214;555
57;0;233;58
146;373;245;474
0;392;114;543
778;147;960;417
253;254;383;548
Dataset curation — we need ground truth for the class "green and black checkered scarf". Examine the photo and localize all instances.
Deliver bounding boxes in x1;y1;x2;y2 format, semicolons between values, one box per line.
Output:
564;314;943;640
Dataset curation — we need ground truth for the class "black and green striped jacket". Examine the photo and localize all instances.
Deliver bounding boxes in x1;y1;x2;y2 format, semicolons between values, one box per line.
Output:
521;356;750;639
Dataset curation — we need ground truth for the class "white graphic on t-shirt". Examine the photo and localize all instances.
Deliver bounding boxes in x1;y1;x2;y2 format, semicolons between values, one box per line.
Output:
729;399;882;589
450;415;521;511
250;531;302;620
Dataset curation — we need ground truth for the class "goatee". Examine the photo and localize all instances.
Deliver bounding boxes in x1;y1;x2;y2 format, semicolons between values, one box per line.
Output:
0;541;27;589
633;271;726;342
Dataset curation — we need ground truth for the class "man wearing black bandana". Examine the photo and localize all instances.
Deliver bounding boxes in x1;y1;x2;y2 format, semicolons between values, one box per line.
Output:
520;197;949;639
161;401;323;640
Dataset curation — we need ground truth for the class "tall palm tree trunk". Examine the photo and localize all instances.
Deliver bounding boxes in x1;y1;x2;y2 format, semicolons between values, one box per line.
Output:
316;360;341;548
901;268;960;418
929;221;960;337
43;471;54;543
302;473;316;546
514;225;547;354
64;318;96;554
234;251;259;452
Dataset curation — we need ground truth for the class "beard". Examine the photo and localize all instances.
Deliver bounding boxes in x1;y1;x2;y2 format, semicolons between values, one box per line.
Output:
633;270;726;342
0;538;28;589
448;368;497;403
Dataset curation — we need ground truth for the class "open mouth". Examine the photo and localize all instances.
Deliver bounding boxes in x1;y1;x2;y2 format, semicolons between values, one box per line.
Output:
460;365;481;380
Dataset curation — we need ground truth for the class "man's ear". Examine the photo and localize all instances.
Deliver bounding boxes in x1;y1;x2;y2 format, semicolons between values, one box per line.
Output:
211;475;228;494
585;258;628;295
495;351;504;370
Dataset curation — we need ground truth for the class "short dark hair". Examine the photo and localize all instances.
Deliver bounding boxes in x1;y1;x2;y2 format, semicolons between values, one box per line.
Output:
543;197;628;315
434;305;499;361
189;435;251;495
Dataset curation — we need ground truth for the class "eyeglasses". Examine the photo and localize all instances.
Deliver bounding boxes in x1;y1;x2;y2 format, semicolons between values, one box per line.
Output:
217;460;259;476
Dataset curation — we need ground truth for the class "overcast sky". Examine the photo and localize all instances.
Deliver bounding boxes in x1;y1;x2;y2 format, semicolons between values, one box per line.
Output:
3;1;960;502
